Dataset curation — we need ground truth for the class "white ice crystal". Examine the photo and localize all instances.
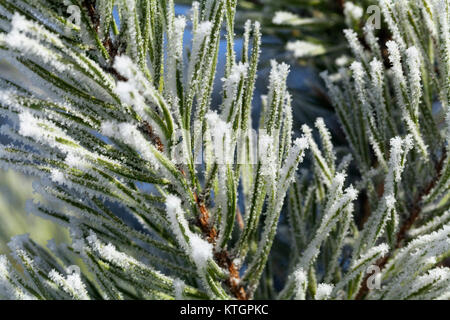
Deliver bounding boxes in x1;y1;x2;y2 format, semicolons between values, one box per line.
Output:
165;195;213;271
49;269;90;300
189;234;213;271
315;283;334;300
173;278;186;300
293;268;307;300
101;121;160;169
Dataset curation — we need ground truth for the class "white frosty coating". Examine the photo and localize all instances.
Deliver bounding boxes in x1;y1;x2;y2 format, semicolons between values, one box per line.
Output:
5;13;69;73
165;194;189;251
16;112;96;171
302;124;333;185
418;0;438;38
286;41;325;58
190;1;200;26
258;132;277;183
172;17;187;58
18;111;43;139
386;41;405;88
115;81;143;107
112;55;169;144
205;111;234;165
293;268;307;300
50;169;66;185
331;243;389;297
272;11;301;25
189;234;213;271
203;0;216;19
386;135;413;195
121;0;142;64
7;234;30;253
173;278;185;300
409;209;450;237
355;135;413;256
221;62;248;121
188;21;213;82
280;136;309;187
350;61;365;83
101;121;160;169
374;225;450;299
406;267;450;299
387;225;450;272
49;269;90;300
17;111;77;154
2;13;115;102
351;61;387;169
386;38;427;158
263;59;290;131
165;194;213;271
337;154;353;173
315;283;334;300
0;256;14;299
113;55;138;81
436;0;450;101
315;117;336;169
269;60;290;91
296;182;357;271
87;233;130;269
344;29;366;64
359;243;389;264
364;24;381;58
384;194;396;211
166;15;186;98
328;172;346;203
263;60;291;139
0;255;34;300
85;231;175;300
97;0;113;38
65;152;89;170
205;111;237;248
370;58;387;122
405;46;423;118
380;0;407;51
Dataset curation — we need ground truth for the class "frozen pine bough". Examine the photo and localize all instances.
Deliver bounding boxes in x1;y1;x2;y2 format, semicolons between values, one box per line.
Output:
0;0;448;300
0;0;308;300
281;0;450;300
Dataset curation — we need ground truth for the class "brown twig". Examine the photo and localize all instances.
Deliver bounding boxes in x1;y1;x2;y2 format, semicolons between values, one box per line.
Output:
215;251;248;300
81;0;126;82
82;0;100;32
179;169;247;299
192;193;248;300
138;121;164;152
